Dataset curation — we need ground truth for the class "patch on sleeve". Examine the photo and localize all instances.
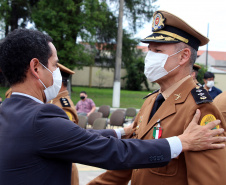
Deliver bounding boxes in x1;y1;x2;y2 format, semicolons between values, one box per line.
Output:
60;97;71;107
65;111;73;121
143;89;160;99
200;114;219;129
191;86;212;104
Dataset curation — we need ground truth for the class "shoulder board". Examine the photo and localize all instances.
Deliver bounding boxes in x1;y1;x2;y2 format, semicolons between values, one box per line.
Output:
60;97;71;107
191;86;212;104
143;89;160;99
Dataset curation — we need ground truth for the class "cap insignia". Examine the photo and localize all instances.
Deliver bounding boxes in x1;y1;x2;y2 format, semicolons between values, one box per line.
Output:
152;12;166;32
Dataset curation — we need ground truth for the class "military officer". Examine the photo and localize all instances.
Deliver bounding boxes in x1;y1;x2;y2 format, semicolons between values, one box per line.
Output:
48;63;79;185
49;63;78;124
191;63;202;86
88;10;226;185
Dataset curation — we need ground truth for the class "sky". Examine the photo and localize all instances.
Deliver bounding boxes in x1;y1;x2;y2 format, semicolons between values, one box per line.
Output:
134;0;226;52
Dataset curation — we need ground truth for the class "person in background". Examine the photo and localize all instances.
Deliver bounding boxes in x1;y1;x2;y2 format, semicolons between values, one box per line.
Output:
203;71;222;99
0;96;2;105
76;91;96;116
48;63;79;185
88;10;226;185
191;63;201;86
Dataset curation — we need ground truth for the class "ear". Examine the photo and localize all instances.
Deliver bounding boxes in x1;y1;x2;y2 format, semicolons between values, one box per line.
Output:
179;48;191;66
30;58;41;79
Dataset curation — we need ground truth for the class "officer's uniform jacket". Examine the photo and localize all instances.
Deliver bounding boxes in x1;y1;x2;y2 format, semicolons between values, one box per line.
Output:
214;91;226;122
49;90;79;124
88;77;226;185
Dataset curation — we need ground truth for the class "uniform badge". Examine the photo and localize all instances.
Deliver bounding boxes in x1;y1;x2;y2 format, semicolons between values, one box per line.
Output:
153;119;162;139
60;97;71;107
66;111;73;121
200;114;219;129
152;12;166;32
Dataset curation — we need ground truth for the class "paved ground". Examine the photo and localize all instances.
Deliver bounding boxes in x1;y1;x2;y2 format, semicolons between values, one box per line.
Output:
76;163;131;185
76;163;106;185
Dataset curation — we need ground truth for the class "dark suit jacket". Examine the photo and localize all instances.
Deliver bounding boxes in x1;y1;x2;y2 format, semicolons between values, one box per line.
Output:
0;95;171;185
208;86;222;99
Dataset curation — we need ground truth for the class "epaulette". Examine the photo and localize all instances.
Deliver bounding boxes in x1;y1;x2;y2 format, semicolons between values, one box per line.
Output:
191;86;212;104
60;97;71;107
143;89;160;99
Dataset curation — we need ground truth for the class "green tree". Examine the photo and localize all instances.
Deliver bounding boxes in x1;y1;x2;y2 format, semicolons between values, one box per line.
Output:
32;0;117;69
107;0;157;33
0;0;39;35
121;31;149;91
197;63;207;85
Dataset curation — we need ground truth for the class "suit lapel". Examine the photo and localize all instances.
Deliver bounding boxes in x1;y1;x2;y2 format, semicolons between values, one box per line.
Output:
138;78;196;139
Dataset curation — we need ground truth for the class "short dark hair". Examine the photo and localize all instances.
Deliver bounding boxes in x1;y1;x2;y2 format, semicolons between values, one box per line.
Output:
204;71;215;79
80;91;87;95
0;29;53;85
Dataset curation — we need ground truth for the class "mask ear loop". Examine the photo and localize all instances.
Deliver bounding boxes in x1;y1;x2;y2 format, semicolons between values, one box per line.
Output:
39;62;53;74
167;49;184;73
39;79;47;89
169;49;184;57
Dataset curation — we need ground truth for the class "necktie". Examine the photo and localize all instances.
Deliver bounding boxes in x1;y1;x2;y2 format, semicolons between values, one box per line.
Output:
149;93;165;122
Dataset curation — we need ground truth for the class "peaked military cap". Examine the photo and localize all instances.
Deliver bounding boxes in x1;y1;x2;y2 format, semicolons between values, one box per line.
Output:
141;10;209;51
57;63;75;75
193;64;201;71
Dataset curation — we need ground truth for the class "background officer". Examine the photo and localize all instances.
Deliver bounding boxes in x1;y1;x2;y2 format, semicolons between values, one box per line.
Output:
49;63;78;124
191;63;201;86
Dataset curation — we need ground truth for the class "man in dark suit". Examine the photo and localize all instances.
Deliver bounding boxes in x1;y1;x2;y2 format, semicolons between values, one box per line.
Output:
0;29;224;185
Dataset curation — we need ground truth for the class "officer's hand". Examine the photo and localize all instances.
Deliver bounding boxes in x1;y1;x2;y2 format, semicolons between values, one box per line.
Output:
123;122;134;136
178;109;226;152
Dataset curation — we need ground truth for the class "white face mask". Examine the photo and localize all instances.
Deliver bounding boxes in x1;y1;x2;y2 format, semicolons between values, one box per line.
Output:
39;63;62;103
206;80;214;88
144;49;183;82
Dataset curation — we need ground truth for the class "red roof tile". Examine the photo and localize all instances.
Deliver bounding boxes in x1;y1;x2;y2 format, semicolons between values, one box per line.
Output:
198;50;226;60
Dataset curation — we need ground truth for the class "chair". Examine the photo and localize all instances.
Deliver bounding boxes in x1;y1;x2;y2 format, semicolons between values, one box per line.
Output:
125;107;137;122
78;115;88;129
92;118;107;130
98;105;110;118
109;110;125;128
87;112;103;126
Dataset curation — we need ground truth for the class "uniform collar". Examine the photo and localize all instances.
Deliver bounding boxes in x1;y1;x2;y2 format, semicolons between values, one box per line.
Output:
160;75;191;99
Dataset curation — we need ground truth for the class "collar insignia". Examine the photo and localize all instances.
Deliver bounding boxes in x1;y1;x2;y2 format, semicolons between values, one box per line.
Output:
174;93;181;100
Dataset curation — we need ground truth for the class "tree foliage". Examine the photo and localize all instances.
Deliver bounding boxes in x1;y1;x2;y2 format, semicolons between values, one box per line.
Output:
0;0;157;90
196;63;207;85
31;0;116;69
0;0;39;35
121;31;149;91
107;0;157;32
